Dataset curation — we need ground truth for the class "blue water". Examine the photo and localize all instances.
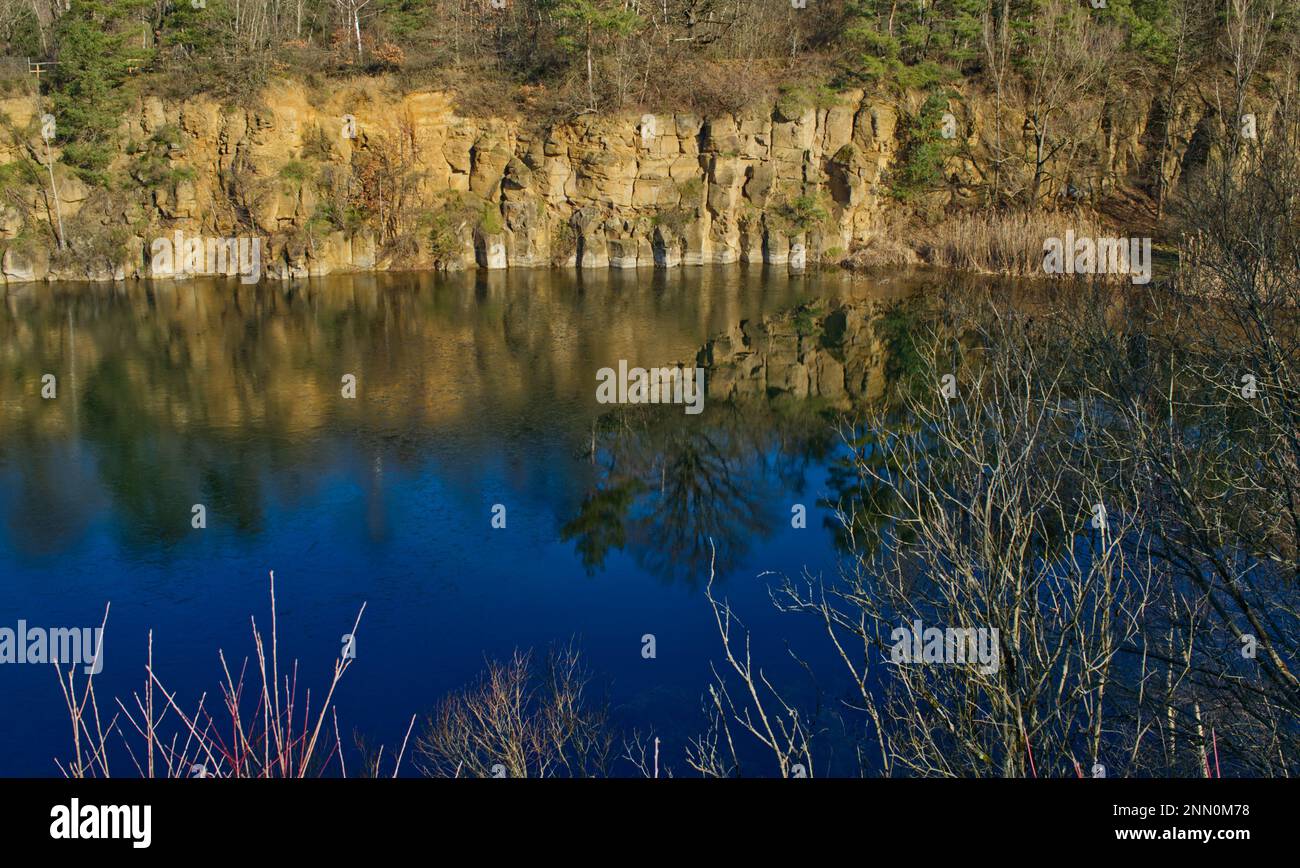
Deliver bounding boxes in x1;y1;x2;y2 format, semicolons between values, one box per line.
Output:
0;266;908;776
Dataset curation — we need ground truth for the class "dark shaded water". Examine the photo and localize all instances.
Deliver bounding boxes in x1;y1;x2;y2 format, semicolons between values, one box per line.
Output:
0;266;916;776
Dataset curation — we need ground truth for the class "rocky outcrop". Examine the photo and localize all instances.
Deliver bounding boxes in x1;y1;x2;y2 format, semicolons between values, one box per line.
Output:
0;79;902;284
0;75;1204;286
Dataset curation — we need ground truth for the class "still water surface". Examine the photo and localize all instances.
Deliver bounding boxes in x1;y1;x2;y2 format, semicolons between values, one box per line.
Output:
0;266;917;775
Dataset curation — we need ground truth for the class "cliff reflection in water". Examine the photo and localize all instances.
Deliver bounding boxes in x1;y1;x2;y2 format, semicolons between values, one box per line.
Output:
0;266;916;579
566;288;919;580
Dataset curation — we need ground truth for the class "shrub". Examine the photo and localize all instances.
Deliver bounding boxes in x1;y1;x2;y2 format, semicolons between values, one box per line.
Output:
478;204;503;236
889;91;956;202
550;220;576;265
918;210;1117;278
279;160;311;184
415;644;613;779
770;194;830;235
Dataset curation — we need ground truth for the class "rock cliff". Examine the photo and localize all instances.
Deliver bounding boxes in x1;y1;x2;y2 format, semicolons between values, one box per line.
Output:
0;77;1182;285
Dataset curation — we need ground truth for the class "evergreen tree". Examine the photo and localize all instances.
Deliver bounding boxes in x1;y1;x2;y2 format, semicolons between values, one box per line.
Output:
51;0;145;180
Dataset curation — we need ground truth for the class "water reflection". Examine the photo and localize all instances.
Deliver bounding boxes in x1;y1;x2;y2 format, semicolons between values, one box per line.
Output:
563;400;844;583
0;266;913;576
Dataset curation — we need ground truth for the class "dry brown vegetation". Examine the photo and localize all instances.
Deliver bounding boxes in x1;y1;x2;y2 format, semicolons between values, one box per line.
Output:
58;572;416;778
414;644;614;778
916;211;1115;277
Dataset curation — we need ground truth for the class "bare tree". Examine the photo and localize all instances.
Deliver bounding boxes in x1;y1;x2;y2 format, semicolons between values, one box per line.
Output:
415;644;614;778
1017;0;1121;204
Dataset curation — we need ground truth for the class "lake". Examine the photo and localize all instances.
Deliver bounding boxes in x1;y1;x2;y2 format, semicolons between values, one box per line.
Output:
0;265;920;776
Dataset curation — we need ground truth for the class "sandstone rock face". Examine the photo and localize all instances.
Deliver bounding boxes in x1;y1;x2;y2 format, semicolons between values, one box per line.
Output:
2;244;48;283
0;78;1197;285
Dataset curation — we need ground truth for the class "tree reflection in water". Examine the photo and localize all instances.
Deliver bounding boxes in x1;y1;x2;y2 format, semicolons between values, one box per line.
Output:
563;400;840;584
561;293;954;582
